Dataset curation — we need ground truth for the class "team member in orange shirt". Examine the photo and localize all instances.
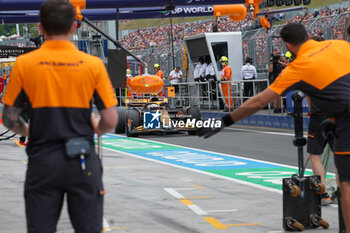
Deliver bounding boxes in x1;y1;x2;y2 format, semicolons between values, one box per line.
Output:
219;56;234;111
154;63;164;80
2;1;118;232
154;64;165;96
126;68;134;98
199;23;350;230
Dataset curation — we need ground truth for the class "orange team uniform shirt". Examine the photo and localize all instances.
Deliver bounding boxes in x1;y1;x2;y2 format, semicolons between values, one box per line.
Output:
156;70;164;80
3;41;117;153
269;39;350;116
269;39;350;154
221;65;232;81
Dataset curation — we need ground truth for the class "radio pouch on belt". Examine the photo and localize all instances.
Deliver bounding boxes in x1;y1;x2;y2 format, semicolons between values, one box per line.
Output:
65;137;91;159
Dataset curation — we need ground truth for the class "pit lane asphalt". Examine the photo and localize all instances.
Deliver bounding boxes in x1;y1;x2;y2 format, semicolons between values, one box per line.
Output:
137;126;336;173
0;122;339;233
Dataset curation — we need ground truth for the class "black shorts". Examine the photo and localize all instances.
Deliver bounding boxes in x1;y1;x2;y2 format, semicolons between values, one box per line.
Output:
333;114;350;181
307;112;328;155
25;143;104;233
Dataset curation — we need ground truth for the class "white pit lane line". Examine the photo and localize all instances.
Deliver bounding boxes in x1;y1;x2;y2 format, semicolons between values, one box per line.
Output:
228;127;296;137
164;187;239;216
164;188;208;215
103;218;111;232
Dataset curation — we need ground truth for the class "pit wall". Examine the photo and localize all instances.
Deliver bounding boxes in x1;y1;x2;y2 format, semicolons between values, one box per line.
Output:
202;112;310;131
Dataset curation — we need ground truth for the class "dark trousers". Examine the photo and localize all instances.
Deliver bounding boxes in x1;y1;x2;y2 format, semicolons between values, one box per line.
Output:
243;78;255;101
25;145;103;233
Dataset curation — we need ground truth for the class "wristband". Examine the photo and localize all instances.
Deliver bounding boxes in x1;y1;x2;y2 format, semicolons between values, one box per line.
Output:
222;114;234;127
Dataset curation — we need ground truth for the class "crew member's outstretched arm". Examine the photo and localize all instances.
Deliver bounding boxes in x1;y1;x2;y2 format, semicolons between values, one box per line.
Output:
230;89;278;123
198;89;279;138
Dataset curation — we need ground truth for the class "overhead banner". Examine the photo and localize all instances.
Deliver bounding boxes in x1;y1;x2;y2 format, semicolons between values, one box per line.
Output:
0;0;244;11
0;6;214;24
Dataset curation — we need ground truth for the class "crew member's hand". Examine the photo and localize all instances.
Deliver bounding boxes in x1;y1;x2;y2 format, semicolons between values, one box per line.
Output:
197;121;224;139
197;114;234;139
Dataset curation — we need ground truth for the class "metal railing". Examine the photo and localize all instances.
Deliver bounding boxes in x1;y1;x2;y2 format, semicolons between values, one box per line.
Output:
116;79;275;112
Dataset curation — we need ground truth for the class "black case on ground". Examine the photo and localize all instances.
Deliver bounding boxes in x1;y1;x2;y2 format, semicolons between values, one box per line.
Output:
282;91;328;231
283;175;322;230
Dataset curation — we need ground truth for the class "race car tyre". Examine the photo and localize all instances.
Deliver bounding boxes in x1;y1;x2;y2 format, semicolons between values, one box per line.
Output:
126;108;140;137
186;107;201;135
186;107;201;120
115;107;127;134
188;130;197;135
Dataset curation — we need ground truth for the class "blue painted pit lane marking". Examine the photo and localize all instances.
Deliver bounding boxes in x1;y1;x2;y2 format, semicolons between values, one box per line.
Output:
94;134;124;140
99;133;335;192
127;149;279;170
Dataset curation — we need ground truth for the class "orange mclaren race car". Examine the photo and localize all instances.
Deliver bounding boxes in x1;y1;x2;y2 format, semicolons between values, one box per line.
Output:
115;75;201;137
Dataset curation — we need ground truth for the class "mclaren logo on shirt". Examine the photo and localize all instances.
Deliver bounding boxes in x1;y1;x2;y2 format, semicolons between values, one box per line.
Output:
37;60;84;67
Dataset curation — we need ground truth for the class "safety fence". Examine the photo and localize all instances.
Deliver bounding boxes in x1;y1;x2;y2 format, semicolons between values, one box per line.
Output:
240;12;349;72
129;44;185;79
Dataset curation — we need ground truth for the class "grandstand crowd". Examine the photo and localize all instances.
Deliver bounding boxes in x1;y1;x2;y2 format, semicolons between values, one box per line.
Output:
120;5;349;70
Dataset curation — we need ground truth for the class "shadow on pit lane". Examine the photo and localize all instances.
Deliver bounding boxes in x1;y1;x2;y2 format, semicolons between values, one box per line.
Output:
118;128;248;139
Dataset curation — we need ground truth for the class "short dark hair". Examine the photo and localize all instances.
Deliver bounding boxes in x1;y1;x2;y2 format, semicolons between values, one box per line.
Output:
40;0;75;36
311;35;325;42
245;57;253;64
280;23;309;45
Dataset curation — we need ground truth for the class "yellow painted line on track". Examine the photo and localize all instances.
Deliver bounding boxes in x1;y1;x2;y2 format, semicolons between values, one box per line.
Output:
179;198;194;205
187;196;211;199
22;161;28;164
103;226;127;232
110;226;127;230
226;223;261;227
203;217;228;229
